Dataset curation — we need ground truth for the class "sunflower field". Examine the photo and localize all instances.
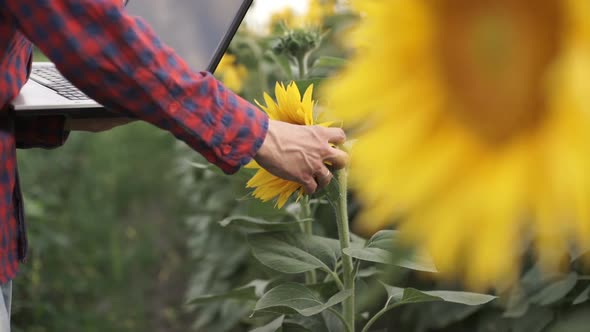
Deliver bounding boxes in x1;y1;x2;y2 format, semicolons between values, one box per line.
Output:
13;0;590;331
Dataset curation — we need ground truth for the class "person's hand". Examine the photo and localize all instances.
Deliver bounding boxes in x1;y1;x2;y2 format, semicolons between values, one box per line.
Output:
64;117;135;132
254;119;348;194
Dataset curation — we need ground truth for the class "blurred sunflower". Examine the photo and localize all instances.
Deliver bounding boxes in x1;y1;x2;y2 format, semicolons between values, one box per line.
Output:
269;8;300;31
323;0;590;288
268;0;338;31
215;54;248;92
247;82;332;208
306;0;338;26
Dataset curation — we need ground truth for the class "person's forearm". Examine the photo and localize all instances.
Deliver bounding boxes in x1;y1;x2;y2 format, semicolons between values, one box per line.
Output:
6;0;267;173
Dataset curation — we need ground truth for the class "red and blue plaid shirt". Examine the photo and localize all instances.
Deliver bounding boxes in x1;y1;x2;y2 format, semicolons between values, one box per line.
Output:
0;0;269;283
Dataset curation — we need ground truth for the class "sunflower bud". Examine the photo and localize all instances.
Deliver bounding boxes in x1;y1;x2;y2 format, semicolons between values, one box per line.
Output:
272;28;321;59
272;28;322;78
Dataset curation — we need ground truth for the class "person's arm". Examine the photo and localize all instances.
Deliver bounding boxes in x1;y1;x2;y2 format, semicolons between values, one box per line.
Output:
5;0;348;191
5;0;267;173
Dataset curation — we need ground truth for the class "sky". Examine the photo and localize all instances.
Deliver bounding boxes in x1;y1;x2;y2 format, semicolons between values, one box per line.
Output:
245;0;308;31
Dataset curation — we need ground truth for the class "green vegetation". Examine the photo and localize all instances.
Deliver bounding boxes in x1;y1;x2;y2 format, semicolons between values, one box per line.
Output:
13;123;192;331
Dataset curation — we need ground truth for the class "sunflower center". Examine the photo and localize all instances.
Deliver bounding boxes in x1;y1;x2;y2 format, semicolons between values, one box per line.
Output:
435;0;562;142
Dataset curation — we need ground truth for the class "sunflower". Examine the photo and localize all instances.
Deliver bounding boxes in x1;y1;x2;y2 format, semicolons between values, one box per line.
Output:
306;0;338;26
323;0;590;288
216;54;248;92
269;7;300;31
247;82;332;208
268;0;338;31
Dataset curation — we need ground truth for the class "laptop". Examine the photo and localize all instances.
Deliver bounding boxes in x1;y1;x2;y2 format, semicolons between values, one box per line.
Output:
10;0;253;117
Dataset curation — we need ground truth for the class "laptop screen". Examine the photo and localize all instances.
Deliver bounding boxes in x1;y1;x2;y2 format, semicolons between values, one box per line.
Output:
125;0;251;73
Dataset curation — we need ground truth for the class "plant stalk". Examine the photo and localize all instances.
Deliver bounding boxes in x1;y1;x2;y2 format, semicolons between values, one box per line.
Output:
301;196;317;284
334;169;355;331
361;298;393;332
296;55;306;79
296;52;311;79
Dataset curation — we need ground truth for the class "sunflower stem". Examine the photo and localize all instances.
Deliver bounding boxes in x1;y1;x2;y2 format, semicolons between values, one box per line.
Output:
361;298;394;332
301;196;317;284
333;169;355;331
296;52;310;79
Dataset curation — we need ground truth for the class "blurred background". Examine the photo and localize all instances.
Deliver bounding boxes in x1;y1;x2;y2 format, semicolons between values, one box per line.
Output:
13;0;590;331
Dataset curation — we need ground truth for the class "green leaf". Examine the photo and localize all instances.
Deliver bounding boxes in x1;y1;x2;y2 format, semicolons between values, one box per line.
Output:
283;316;327;332
357;267;381;278
322;310;346;332
350;232;367;248
529;272;578;305
186;160;212;170
511;307;554;332
569;245;590;262
345;230;438;272
219;215;308;231
188;280;269;305
544;305;590;332
423;290;497;305
254;283;352;317
312;56;347;69
366;230;398;250
343;247;437;273
282;324;313;332
573;285;590;305
384;285;443;305
503;286;530;318
265;49;294;80
382;284;496;306
293;79;323;94
342;247;390;264
248;232;340;274
249;315;285;332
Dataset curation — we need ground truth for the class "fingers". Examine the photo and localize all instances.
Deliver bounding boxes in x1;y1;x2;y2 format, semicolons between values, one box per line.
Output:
302;176;318;195
324;147;349;170
322;127;346;145
314;166;333;190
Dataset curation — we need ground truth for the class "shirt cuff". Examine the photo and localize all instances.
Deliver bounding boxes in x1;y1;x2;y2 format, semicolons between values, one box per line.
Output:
14;115;70;149
172;75;269;174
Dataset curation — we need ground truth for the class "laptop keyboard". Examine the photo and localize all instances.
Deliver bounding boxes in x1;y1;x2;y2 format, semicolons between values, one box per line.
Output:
30;66;90;101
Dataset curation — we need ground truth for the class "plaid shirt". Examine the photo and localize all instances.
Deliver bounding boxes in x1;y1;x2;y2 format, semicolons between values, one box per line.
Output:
0;0;269;283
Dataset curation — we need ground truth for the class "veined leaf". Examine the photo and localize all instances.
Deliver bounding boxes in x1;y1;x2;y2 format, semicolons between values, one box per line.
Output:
219;215;308;231
382;284;496;307
573;285;590;305
503;286;530;318
544;306;590;332
511;307;554;332
343;247;437;273
312;56;347;69
529;272;578;306
249;315;285;332
344;230;438;272
188;280;269;305
254;283;352;317
248;232;340;274
366;230;398;250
